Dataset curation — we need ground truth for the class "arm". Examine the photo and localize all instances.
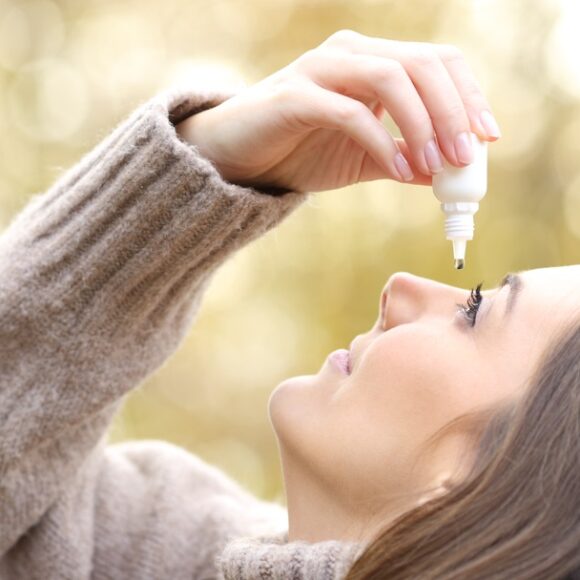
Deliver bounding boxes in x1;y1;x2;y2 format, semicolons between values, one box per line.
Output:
0;82;307;557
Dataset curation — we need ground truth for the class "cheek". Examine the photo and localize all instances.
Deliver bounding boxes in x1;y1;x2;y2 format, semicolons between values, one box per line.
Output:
485;326;545;402
341;329;485;443
267;327;495;505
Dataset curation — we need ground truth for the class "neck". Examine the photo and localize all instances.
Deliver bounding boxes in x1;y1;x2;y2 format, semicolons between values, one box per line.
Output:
279;447;410;544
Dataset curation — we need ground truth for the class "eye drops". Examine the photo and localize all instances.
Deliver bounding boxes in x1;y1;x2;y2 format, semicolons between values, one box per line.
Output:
432;133;488;270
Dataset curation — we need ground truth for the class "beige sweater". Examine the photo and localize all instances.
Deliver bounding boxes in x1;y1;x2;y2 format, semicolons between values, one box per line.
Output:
0;83;365;579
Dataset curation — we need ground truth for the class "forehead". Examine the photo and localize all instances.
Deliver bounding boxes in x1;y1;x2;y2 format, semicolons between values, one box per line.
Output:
523;265;580;296
519;265;580;325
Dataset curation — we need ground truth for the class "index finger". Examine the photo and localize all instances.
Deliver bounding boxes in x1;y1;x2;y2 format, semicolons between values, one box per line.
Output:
432;43;501;141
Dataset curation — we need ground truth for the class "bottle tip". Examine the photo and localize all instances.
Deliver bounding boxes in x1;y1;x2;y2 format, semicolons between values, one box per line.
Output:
454;258;465;270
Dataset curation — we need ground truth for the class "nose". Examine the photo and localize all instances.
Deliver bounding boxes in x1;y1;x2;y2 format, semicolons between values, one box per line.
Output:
381;272;465;331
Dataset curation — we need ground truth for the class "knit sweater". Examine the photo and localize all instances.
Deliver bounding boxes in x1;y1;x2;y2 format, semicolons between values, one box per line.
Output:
0;82;367;579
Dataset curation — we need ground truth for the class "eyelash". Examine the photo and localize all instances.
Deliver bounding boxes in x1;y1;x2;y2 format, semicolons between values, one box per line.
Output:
458;282;484;327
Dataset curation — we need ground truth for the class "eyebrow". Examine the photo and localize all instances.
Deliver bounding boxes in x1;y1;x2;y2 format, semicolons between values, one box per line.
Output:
499;272;523;315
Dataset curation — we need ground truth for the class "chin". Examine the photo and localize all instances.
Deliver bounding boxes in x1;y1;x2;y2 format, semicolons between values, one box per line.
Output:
267;374;319;441
268;374;315;414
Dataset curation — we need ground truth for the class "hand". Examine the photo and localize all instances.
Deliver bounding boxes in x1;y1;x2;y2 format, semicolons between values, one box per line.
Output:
176;30;501;193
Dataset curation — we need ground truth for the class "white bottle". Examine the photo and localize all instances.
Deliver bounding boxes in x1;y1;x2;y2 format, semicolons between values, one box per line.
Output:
432;133;488;269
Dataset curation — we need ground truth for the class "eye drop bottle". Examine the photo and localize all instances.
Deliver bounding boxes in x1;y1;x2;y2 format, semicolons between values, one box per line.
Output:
432;133;488;269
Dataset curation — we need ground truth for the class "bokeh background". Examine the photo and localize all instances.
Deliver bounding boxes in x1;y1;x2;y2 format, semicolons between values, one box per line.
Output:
0;0;579;505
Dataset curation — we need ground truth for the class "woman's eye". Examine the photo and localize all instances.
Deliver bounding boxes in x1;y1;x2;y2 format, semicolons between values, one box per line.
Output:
457;282;484;327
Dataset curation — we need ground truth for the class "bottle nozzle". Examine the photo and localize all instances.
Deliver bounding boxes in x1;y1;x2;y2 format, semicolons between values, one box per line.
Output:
440;210;473;271
452;238;467;271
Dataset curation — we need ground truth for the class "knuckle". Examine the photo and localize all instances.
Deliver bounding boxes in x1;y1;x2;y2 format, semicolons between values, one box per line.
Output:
335;100;365;124
433;101;467;124
372;58;405;83
462;81;486;103
458;77;487;106
435;43;464;64
292;49;320;71
325;28;359;47
411;45;439;69
272;81;304;105
407;113;434;135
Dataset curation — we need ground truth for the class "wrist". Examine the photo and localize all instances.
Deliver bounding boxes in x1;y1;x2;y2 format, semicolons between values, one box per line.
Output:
175;108;243;185
175;109;216;160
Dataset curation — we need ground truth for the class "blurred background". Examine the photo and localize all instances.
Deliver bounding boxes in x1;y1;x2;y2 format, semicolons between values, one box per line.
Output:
0;0;578;505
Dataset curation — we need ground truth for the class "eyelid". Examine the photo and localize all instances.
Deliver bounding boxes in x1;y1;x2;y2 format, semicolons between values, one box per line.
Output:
477;285;506;322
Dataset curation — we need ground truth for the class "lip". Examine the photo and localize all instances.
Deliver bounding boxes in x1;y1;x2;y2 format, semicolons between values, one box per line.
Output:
327;348;351;375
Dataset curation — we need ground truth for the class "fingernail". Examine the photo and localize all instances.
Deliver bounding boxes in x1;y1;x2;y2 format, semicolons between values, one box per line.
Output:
480;110;501;139
424;139;443;174
454;132;474;165
394;152;414;182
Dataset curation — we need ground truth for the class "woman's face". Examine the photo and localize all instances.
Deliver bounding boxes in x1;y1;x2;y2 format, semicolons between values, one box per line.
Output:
268;265;580;540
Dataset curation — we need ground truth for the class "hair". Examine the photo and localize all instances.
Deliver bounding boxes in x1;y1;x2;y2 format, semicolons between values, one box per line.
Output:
344;320;580;580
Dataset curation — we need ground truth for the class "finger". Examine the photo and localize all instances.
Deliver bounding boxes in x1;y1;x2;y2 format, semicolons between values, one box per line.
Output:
320;33;476;167
357;138;432;185
398;45;473;167
286;82;415;183
296;50;443;176
432;43;501;141
394;139;432;185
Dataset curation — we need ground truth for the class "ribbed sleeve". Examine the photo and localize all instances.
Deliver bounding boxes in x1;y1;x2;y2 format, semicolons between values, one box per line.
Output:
0;82;308;565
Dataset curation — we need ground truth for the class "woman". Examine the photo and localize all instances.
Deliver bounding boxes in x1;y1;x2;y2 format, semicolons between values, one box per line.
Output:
0;29;578;579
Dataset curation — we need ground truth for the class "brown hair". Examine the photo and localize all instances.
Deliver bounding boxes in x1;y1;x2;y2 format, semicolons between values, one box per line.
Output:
345;321;580;580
